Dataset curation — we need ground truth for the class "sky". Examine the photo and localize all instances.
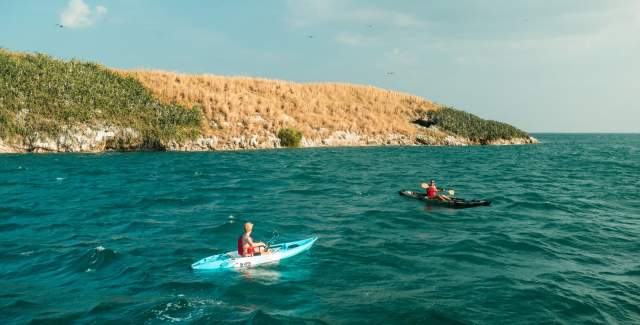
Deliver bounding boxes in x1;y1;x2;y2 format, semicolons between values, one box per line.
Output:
1;0;639;133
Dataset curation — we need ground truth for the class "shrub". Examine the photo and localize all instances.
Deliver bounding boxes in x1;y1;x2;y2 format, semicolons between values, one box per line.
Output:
0;49;202;146
428;107;529;142
277;128;303;147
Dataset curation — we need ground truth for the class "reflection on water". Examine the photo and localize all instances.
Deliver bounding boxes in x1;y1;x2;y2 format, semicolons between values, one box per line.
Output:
238;266;282;284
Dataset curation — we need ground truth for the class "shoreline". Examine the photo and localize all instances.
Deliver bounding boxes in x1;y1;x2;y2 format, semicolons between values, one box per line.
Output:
0;136;538;154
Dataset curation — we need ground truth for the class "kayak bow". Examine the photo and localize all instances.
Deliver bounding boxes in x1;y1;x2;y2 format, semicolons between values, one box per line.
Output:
191;236;318;270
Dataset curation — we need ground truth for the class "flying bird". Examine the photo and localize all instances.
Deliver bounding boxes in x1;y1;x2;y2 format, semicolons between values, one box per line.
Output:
308;35;315;39
55;24;64;28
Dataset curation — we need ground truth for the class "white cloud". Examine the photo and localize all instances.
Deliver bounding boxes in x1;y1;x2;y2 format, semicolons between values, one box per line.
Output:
96;5;108;16
60;0;107;28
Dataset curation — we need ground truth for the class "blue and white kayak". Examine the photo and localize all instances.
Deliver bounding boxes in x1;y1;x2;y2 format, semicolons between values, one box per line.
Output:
191;237;318;270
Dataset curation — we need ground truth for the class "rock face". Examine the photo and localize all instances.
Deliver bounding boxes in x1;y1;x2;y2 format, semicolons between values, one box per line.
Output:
0;128;538;153
0;126;144;153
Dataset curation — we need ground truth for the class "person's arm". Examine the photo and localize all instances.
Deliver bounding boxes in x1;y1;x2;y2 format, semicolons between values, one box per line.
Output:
248;236;265;247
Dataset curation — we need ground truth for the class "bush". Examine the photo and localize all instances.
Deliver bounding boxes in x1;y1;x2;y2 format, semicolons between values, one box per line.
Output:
0;49;202;145
428;107;529;143
277;128;303;147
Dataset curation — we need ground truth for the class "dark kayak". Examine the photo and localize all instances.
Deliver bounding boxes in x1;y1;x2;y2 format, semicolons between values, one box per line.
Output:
398;190;491;209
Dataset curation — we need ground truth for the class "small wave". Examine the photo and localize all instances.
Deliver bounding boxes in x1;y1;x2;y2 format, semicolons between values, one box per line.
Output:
388;309;468;325
504;199;574;214
198;221;239;236
69;246;119;273
0;206;32;216
239;309;329;325
136;195;211;209
3;299;41;310
158;281;219;292
0;223;20;232
281;188;328;196
122;219;176;233
137;295;223;323
89;297;133;314
28;312;85;324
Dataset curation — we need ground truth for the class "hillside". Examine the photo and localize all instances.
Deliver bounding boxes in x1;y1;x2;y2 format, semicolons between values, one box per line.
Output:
0;49;536;153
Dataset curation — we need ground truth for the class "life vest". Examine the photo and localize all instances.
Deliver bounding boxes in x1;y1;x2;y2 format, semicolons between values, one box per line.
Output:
237;236;244;255
237;235;254;256
427;186;437;198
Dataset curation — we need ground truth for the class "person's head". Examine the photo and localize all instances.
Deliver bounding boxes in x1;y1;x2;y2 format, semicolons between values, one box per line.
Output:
430;179;435;186
244;222;253;233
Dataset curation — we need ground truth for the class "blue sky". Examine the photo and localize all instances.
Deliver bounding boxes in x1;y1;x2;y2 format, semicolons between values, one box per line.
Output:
1;0;639;132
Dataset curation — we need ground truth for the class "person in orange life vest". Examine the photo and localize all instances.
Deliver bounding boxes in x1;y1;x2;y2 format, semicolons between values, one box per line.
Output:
237;222;270;257
426;179;450;202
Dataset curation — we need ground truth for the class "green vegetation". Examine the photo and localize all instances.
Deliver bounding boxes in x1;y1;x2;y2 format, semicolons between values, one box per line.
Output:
428;107;529;143
0;49;201;148
277;128;303;147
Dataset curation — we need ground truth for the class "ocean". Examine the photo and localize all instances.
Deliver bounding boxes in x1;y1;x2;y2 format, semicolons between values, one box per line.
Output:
1;134;639;324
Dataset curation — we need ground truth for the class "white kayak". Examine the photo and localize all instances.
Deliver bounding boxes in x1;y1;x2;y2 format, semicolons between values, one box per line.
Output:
191;237;318;270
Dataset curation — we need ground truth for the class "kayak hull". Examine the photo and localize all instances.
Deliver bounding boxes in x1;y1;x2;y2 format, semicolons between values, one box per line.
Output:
191;237;317;270
399;190;491;208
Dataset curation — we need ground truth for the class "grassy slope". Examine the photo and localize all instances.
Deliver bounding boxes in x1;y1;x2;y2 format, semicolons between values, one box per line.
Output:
0;49;201;148
121;70;438;143
123;70;532;145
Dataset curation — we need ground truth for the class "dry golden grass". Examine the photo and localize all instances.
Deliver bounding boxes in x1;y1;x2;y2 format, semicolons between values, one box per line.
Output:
119;70;439;143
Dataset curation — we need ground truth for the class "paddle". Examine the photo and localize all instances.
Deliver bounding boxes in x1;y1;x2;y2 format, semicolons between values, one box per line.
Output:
262;231;280;251
419;182;455;196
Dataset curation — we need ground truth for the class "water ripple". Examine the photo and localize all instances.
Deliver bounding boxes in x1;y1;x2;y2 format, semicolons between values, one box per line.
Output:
0;134;639;323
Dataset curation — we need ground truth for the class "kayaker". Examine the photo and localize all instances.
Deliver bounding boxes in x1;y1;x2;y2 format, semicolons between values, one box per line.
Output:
426;180;450;202
237;222;270;257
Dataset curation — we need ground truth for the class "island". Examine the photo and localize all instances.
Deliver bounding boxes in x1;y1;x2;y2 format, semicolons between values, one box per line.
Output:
0;49;537;153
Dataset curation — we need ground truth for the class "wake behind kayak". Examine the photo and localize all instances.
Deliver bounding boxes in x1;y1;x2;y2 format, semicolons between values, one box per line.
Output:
191;237;317;270
399;190;491;209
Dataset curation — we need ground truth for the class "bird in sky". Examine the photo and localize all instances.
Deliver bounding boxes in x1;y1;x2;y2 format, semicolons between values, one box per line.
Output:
308;35;315;39
55;23;64;28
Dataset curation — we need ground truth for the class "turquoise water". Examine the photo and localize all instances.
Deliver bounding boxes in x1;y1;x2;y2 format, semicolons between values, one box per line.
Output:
1;134;639;324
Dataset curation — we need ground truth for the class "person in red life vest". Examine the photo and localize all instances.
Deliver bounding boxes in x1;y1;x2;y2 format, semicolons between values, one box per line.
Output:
426;179;451;202
237;222;270;257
